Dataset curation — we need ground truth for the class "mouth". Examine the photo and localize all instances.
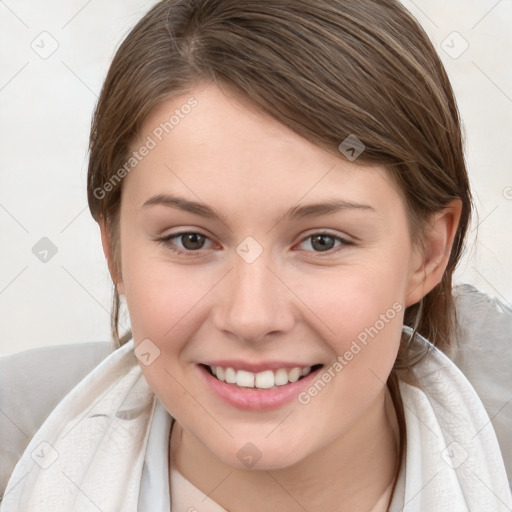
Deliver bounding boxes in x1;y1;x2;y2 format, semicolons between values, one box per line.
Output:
200;363;324;390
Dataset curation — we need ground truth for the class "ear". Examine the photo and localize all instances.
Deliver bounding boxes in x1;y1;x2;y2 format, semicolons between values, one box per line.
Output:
99;217;125;296
405;199;462;307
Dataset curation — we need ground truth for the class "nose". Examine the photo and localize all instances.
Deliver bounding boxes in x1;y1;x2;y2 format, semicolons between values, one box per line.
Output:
212;252;295;344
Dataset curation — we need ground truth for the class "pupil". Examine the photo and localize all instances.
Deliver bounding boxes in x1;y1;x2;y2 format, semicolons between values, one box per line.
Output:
182;233;205;250
311;235;334;252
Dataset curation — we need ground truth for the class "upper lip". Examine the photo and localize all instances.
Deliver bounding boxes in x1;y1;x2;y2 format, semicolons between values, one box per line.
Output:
200;360;322;373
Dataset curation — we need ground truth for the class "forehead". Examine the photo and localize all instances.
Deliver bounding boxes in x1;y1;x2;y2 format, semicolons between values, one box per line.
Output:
122;83;403;218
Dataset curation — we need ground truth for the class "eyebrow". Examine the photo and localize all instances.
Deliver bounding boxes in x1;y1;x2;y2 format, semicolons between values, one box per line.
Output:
141;193;376;223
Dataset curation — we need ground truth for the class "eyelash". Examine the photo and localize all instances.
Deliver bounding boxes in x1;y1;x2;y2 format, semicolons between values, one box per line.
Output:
157;231;352;256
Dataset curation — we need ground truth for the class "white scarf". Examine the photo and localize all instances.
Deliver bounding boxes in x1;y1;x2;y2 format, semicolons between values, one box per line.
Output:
1;329;511;511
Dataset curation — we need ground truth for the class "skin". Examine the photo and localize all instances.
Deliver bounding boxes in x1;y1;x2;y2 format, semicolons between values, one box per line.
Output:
100;81;461;511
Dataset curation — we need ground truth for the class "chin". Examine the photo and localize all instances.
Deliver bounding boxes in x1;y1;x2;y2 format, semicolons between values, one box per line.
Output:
213;437;312;472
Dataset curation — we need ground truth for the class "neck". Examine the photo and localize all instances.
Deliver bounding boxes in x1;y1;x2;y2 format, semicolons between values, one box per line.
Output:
171;385;400;512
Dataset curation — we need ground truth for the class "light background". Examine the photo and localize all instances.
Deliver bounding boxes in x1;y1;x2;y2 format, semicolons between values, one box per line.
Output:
0;0;511;355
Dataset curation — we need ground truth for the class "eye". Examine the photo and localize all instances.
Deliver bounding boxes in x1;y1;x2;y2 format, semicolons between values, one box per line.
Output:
158;231;213;254
297;232;351;253
158;230;351;255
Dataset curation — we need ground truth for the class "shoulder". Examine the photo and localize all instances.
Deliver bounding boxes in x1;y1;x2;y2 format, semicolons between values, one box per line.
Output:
451;284;512;442
452;283;512;394
412;284;512;489
0;341;114;495
451;284;512;483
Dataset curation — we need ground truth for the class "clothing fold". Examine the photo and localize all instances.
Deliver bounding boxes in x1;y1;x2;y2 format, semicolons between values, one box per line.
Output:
1;341;155;511
1;327;511;511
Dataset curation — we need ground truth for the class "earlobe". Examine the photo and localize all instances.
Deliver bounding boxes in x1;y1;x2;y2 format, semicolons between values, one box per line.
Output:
405;199;462;307
99;217;125;296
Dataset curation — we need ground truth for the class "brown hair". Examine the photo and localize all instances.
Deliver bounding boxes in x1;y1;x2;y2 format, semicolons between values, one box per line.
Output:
87;0;472;500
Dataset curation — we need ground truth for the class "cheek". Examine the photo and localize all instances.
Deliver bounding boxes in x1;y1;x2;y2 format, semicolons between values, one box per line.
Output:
286;254;408;406
120;240;213;342
118;249;216;418
289;264;405;441
290;255;407;344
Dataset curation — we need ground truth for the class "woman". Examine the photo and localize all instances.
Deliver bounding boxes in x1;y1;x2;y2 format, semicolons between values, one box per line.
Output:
1;0;511;510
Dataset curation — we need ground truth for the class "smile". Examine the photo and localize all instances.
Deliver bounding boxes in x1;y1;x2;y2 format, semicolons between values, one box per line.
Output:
203;364;324;390
198;362;325;411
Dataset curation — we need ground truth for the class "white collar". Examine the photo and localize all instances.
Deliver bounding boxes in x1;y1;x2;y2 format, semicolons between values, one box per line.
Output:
2;328;510;511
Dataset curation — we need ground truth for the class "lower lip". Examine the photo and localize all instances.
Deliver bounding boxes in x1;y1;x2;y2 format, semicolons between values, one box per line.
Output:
197;364;323;411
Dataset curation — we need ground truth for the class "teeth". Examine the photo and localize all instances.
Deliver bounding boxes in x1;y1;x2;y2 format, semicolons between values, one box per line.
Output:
216;367;225;382
274;368;289;386
236;370;255;388
255;370;274;389
224;367;237;384
288;368;302;383
210;365;313;389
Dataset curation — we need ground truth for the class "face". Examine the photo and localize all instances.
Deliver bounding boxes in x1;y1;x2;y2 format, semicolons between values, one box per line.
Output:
111;82;427;470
